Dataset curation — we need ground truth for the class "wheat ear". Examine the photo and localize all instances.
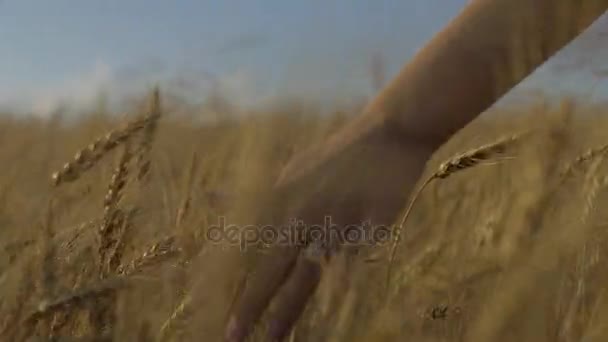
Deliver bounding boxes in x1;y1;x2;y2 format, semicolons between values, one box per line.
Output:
26;237;179;325
116;236;180;276
134;87;162;183
386;132;525;290
98;144;133;276
51;114;154;186
560;142;608;180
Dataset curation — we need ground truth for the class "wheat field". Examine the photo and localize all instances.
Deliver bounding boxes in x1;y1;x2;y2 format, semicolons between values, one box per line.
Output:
1;89;608;341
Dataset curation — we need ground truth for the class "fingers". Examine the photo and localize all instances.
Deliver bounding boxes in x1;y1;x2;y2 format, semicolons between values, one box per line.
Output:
224;245;300;342
266;259;322;341
266;245;324;341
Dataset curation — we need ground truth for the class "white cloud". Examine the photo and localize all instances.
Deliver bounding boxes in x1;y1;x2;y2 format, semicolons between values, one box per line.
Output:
31;60;113;116
215;68;269;107
0;60;114;116
0;59;277;117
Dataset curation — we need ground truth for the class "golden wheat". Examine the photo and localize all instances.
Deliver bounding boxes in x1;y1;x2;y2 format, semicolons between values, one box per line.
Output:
134;87;162;183
98;144;133;277
51;114;153;187
386;131;526;289
116;236;180;276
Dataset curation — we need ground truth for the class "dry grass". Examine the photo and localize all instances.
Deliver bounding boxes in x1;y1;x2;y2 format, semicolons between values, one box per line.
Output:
2;90;608;341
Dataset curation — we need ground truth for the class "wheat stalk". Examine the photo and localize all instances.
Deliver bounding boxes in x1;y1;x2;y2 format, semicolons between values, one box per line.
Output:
51;114;155;187
387;136;608;284
157;293;193;341
386;132;525;290
98;144;133;276
560;142;608;180
116;236;180;276
26;236;180;327
134;87;162;183
39;198;57;298
175;152;198;228
106;208;138;277
25;278;129;326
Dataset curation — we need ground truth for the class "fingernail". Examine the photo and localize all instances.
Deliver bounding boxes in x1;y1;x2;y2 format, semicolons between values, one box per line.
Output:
224;316;245;342
267;320;289;342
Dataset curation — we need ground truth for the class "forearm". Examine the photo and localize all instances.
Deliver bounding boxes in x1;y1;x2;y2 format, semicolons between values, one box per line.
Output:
367;0;608;147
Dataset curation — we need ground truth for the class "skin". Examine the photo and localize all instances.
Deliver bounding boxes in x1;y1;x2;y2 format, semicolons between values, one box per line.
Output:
224;1;608;341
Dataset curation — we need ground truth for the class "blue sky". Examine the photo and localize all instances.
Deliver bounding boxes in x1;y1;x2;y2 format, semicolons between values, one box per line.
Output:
1;0;608;115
